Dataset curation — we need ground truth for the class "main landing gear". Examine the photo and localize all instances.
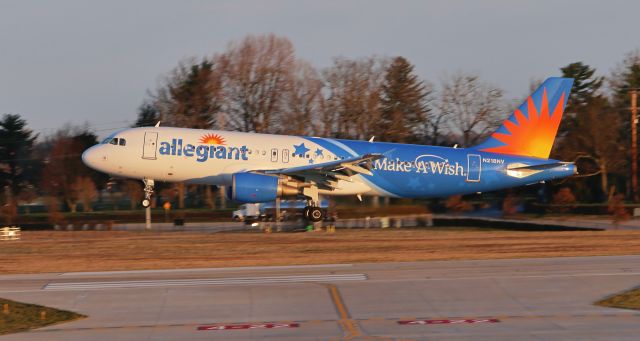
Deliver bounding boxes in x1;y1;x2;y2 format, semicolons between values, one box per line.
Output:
302;186;324;222
303;205;324;222
142;178;154;208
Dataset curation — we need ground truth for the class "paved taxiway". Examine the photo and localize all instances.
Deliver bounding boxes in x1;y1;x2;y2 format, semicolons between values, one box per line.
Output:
1;256;639;340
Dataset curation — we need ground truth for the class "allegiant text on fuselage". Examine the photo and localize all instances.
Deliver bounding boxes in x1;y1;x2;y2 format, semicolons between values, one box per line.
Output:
158;139;248;162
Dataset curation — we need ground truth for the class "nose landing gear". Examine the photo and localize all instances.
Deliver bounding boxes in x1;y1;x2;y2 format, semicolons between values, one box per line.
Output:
142;178;154;208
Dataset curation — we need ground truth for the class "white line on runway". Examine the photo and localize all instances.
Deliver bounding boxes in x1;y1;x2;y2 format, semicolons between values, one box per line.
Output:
43;273;367;290
418;272;640;281
58;263;354;277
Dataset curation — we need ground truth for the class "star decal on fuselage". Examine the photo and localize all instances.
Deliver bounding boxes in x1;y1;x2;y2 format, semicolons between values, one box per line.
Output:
293;143;310;157
407;176;422;189
315;148;324;157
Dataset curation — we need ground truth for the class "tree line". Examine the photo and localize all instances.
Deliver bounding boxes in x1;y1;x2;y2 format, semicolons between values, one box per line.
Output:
2;33;640;218
139;34;507;147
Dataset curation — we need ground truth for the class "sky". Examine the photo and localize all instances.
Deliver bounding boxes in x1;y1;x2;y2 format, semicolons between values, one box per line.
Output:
0;0;638;139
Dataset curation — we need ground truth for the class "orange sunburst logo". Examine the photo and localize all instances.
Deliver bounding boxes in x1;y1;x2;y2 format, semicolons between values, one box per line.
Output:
199;133;226;145
482;89;565;159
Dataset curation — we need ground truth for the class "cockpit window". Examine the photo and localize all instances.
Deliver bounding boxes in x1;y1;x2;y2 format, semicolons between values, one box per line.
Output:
102;137;127;146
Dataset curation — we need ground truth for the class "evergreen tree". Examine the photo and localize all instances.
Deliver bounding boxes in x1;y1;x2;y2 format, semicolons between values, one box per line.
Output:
560;62;603;110
0;114;38;196
609;50;640;142
378;56;430;143
558;62;603;137
165;60;222;129
133;102;159;127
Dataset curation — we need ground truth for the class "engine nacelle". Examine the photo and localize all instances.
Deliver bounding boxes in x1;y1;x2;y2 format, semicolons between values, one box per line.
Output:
230;173;299;203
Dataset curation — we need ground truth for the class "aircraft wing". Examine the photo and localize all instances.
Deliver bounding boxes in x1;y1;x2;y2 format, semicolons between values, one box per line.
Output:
260;153;384;190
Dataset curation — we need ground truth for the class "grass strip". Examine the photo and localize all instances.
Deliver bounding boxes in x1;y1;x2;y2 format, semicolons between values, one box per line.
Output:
595;287;640;310
0;298;85;335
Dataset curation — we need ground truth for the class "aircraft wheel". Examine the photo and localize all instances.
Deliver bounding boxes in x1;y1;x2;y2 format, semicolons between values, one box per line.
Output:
142;199;151;208
308;207;324;222
303;206;311;219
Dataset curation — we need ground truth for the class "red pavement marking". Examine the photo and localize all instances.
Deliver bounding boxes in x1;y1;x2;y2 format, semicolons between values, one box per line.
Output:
398;318;500;325
198;323;300;331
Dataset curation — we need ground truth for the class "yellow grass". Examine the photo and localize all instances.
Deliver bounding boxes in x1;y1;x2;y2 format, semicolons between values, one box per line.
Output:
0;298;85;335
596;287;640;310
1;228;640;274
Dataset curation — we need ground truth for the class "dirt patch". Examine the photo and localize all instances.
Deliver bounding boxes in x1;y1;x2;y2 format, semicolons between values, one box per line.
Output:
1;228;640;274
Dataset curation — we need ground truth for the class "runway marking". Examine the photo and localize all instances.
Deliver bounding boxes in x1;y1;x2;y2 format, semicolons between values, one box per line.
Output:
58;264;354;277
24;313;640;333
43;273;368;290
420;272;640;281
398;318;500;325
198;323;299;331
326;283;362;339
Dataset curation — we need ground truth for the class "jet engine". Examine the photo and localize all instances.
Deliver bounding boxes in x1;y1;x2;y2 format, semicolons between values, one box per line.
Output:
229;172;300;203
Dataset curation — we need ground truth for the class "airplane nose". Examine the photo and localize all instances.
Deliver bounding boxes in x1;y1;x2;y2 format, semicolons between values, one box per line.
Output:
82;146;102;171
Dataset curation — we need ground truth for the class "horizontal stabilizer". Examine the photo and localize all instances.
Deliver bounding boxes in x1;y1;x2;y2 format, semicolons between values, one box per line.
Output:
505;162;573;178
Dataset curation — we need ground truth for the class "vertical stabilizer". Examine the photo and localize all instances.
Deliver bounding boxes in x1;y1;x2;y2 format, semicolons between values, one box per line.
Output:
474;77;573;159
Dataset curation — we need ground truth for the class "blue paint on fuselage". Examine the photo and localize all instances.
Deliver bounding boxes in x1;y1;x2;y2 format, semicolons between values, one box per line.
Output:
306;137;574;198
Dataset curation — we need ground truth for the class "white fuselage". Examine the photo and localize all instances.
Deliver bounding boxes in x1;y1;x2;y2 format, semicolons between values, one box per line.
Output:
82;127;374;196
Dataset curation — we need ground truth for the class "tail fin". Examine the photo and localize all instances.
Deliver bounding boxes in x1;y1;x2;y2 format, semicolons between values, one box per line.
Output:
474;77;573;159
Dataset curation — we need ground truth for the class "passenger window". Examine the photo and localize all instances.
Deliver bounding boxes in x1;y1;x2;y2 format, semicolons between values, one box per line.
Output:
119;138;126;146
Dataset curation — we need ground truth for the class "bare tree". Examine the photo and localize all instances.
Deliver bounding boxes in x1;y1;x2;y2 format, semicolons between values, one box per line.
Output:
41;137;86;213
123;180;144;210
439;73;504;147
322;56;389;139
278;61;324;135
217;34;296;133
17;183;37;215
555;96;625;197
72;176;97;212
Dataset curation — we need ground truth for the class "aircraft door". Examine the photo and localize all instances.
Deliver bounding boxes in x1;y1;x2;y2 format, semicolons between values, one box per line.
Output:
142;132;158;160
466;154;481;182
271;148;278;162
282;149;290;163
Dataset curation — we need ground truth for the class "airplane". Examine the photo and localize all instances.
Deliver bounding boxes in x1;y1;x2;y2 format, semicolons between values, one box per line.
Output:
82;77;576;222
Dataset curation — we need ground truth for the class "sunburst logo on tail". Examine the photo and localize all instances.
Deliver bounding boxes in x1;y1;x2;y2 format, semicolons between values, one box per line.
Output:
199;133;226;145
482;90;565;158
476;77;573;159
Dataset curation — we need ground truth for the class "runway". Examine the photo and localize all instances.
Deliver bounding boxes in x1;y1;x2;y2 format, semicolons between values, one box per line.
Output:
1;256;639;340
